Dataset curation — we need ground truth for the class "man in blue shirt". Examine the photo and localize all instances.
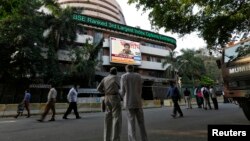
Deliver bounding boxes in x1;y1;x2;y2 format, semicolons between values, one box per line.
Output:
167;81;183;118
23;89;31;118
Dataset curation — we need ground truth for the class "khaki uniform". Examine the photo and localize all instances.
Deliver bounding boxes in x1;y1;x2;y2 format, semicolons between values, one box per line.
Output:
97;74;122;141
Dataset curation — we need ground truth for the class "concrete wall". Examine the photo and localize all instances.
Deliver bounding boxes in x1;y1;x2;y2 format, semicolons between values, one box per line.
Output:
0;100;162;117
0;97;225;117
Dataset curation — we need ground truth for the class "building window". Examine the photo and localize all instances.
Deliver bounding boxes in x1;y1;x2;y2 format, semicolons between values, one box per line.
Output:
94;32;103;44
156;58;161;63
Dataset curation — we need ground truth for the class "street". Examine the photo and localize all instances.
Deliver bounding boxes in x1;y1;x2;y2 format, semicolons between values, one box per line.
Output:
0;103;249;141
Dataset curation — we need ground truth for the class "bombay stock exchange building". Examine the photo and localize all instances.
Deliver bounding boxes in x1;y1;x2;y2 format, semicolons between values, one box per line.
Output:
57;0;177;99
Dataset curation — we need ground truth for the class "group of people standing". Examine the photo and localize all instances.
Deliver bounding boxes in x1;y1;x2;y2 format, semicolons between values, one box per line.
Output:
182;85;219;111
166;83;219;119
97;65;148;141
194;85;219;110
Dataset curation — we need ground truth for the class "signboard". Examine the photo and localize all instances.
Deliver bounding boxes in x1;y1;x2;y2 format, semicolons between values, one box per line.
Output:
72;13;176;46
110;37;141;65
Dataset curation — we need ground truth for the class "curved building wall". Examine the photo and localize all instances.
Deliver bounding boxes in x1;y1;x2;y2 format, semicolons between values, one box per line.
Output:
57;0;126;24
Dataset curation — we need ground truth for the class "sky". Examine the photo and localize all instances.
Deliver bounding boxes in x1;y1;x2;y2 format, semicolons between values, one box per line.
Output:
117;1;207;54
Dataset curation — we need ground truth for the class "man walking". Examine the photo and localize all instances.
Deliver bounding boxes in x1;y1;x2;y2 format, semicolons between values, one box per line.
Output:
167;81;183;118
183;88;192;109
209;86;219;110
97;67;122;141
63;84;81;119
120;65;148;141
23;89;31;118
37;84;57;122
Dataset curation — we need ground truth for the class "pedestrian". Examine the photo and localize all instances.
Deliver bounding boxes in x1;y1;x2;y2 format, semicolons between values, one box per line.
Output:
201;85;212;110
120;65;148;141
63;84;81;119
196;86;204;108
183;88;192;109
97;67;122;141
22;89;31;118
167;81;183;118
37;84;57;122
209;86;219;110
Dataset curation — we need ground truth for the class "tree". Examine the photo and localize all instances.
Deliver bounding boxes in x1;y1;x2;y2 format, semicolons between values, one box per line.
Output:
42;0;78;85
200;75;215;86
128;0;250;48
177;49;205;80
0;0;47;103
162;51;178;79
0;0;45;80
70;38;104;87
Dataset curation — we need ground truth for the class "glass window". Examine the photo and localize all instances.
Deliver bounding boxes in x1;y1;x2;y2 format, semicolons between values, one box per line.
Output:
156;58;161;63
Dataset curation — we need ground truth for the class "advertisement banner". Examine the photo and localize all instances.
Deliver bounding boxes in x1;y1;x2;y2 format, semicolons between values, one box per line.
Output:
110;37;141;65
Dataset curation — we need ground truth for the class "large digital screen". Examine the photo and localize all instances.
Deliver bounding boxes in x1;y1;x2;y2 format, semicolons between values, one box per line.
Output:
110;37;141;65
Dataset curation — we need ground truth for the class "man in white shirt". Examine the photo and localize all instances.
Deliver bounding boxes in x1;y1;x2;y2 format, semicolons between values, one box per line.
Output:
63;84;81;119
37;84;57;122
120;65;148;141
201;85;212;110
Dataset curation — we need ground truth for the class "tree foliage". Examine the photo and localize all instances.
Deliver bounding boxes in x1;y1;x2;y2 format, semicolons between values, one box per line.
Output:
70;38;104;87
177;49;205;80
42;0;78;85
162;51;177;78
200;75;215;86
128;0;250;48
0;0;45;80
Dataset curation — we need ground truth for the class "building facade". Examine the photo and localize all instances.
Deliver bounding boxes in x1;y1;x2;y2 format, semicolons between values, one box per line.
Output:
58;0;126;24
56;0;176;99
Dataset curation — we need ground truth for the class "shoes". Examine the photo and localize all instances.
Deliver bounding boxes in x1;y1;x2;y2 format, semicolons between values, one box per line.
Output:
48;118;55;121
171;114;176;118
76;116;81;119
26;115;30;118
63;117;68;119
37;119;44;122
178;115;184;118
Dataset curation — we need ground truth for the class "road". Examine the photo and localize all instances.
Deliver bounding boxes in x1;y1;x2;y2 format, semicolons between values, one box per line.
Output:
0;103;249;141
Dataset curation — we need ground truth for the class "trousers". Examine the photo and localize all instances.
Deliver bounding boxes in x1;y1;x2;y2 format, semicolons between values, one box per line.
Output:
104;95;122;141
126;108;148;141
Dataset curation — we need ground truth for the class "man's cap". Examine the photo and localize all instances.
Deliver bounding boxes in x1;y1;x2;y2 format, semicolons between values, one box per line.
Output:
110;67;117;75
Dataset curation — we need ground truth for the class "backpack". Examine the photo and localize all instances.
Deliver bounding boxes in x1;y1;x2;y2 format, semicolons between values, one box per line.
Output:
203;89;209;98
